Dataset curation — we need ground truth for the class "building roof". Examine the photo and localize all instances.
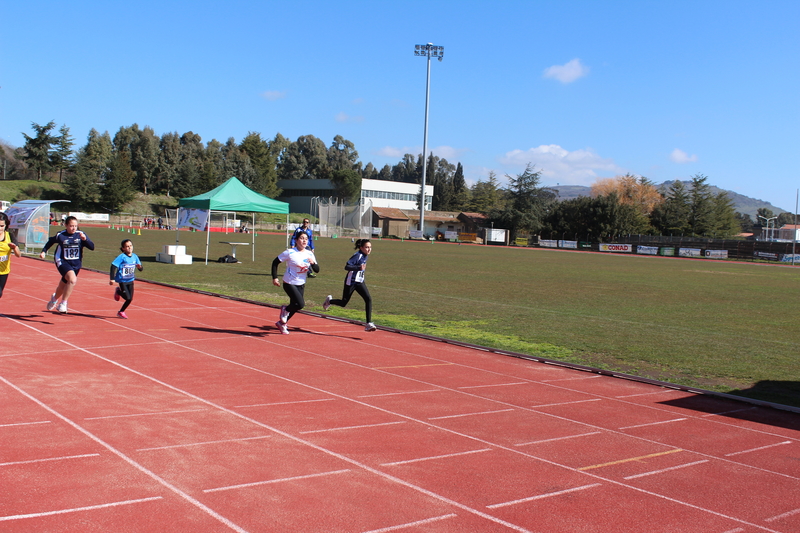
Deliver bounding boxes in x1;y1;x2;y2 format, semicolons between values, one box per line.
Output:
400;209;460;222
372;207;409;220
459;212;489;222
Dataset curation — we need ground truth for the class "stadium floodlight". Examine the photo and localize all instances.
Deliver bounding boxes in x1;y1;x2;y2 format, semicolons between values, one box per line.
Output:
757;215;778;241
414;42;444;234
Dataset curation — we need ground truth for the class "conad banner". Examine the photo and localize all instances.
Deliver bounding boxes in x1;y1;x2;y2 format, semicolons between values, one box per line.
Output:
599;243;632;253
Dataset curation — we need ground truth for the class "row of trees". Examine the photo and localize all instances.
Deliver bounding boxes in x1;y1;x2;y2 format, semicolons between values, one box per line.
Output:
5;121;780;241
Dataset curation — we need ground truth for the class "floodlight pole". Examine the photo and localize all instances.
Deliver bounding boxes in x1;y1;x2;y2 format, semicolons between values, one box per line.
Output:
414;43;444;235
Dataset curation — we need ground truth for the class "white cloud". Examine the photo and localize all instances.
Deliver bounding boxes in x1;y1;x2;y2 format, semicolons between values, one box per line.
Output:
375;145;467;160
543;58;589;84
260;90;286;101
499;144;623;185
335;112;364;123
670;148;698;163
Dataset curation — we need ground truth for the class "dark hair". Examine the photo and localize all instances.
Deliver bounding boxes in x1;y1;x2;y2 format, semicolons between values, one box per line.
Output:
0;212;10;227
355;238;371;250
120;239;132;251
64;215;78;225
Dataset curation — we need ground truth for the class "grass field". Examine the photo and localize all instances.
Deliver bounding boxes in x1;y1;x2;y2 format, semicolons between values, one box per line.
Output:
37;224;800;408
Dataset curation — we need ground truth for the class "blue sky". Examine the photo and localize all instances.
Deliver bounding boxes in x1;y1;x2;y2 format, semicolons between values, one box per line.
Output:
2;0;797;211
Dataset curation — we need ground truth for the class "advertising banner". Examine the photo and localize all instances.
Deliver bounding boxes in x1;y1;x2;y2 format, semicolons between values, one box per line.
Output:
177;208;209;231
539;239;558;248
704;249;728;259
599;243;632;253
558;240;578;249
679;248;703;257
637;245;659;255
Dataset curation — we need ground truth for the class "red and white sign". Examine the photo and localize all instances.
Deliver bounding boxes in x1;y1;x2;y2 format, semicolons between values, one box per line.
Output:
599;243;632;253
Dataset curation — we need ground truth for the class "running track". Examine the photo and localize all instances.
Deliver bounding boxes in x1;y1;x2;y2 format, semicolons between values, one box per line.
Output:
1;257;798;532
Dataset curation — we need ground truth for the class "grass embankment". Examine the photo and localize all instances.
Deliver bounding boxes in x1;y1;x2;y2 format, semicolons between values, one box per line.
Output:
60;225;800;408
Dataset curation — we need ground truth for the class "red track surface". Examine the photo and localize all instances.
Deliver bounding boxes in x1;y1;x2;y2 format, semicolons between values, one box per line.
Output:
1;257;799;532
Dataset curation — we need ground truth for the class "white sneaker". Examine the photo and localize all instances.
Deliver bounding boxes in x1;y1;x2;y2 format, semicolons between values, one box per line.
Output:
323;295;332;311
279;305;289;323
275;321;289;335
365;322;377;332
46;293;58;311
57;301;68;314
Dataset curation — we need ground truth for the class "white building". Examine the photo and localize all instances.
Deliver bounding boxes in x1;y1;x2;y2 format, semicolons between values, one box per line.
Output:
276;178;433;214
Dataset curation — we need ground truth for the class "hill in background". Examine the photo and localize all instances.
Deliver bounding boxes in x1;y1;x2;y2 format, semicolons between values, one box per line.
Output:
550;182;790;218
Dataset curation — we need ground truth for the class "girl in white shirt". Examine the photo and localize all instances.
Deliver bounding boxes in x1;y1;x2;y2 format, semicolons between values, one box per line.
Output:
271;232;318;334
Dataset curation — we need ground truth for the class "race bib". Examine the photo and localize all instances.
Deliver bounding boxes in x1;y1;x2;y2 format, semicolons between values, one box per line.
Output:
354;270;365;283
63;246;81;260
121;265;136;277
0;254;7;263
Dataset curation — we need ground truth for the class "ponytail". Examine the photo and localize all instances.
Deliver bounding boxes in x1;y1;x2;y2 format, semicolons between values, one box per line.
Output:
355;238;371;250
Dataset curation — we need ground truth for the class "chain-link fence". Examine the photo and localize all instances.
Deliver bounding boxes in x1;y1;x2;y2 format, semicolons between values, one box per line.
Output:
315;197;372;238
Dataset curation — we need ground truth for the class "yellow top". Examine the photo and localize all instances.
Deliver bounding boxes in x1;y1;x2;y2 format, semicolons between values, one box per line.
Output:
0;232;13;275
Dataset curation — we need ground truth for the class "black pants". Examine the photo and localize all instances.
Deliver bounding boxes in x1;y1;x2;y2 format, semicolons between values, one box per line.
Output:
282;283;306;322
0;273;7;299
330;282;372;323
118;281;134;312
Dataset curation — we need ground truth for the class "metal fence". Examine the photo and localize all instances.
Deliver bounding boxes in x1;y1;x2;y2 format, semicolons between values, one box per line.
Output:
314;197;372;239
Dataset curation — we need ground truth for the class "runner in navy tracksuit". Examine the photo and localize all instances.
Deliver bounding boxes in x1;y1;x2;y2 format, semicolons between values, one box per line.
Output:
40;216;95;314
323;238;376;332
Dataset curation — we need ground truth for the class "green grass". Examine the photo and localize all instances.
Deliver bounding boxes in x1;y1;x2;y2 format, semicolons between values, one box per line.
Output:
53;224;800;407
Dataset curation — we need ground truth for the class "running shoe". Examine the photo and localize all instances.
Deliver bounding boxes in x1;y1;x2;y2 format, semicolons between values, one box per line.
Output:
275;321;289;335
57;301;68;314
279;305;289;323
323;295;332;311
117;311;128;319
46;293;58;311
114;288;121;301
365;322;377;332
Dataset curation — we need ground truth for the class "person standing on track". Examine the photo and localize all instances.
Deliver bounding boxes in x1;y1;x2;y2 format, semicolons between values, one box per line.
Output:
0;212;22;301
109;239;143;319
40;216;95;314
323;238;377;332
271;232;319;334
290;218;315;277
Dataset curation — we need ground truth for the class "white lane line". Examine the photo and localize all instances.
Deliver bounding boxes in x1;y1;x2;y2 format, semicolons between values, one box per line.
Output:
457;382;528;390
531;398;602;408
428;408;514;420
299;421;406;434
204;469;351;493
381;448;492;467
721;528;745;533
700;408;756;418
615;389;677;398
725;441;792;457
360;513;458;533
0;453;100;467
619;418;687;430
358;389;441;398
540;375;603;382
235;398;335;408
137;435;271;452
0;496;163;522
84;408;207;421
623;460;709;480
765;507;800;522
515;431;603;447
0;420;51;428
487;484;601;509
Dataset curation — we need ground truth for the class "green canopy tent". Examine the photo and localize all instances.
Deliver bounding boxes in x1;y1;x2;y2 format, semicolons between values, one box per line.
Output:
177;177;289;264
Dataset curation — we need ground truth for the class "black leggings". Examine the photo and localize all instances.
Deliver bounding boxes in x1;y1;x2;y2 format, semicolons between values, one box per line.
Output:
282;283;306;322
0;273;7;299
118;281;134;312
330;282;372;323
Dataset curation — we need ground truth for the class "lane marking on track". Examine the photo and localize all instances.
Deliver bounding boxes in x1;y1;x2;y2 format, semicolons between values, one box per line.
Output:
515;431;603;447
137;435;272;452
765;507;800;522
701;407;756;418
0;496;164;522
721;529;745;533
0;453;100;467
725;441;792;457
374;363;454;369
429;408;515;420
540;375;603;382
84;408;208;421
614;389;677;398
531;398;602;408
235;398;335;408
381;448;493;467
623;459;709;480
360;513;458;533
487;483;602;509
457;382;528;389
299;421;406;434
203;469;351;493
0;420;51;428
358;389;441;398
579;448;684;471
619;418;687;430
